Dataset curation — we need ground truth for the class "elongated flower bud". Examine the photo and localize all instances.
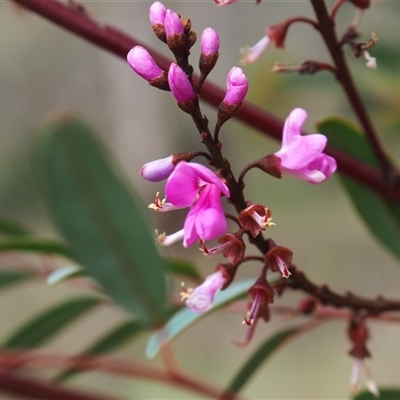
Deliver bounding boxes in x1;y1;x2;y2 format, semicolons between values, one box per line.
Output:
199;28;219;79
217;67;248;128
127;46;163;81
168;63;198;113
149;1;167;42
165;9;188;56
127;46;169;90
140;156;174;182
224;66;248;106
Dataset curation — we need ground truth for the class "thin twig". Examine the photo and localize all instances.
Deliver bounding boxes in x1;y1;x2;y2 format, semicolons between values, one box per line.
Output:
310;0;392;175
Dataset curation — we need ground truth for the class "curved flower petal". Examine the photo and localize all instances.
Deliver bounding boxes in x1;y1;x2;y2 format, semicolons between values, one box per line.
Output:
275;133;327;170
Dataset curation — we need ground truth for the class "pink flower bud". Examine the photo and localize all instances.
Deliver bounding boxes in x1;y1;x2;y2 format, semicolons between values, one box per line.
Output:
168;63;196;103
165;9;184;37
127;46;164;82
149;1;166;26
223;67;248;106
140;156;174;182
201;28;219;56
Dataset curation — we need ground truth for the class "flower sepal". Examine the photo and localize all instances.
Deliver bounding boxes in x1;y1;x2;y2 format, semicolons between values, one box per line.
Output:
264;239;293;279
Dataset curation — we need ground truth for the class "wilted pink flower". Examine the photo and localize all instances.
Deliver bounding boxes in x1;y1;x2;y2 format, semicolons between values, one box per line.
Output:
140;156;174;182
275;108;337;184
127;46;164;82
223;67;248;106
201;28;219;56
164;9;184;37
164;161;230;247
182;270;227;313
168;63;196;103
149;1;166;26
240;35;271;65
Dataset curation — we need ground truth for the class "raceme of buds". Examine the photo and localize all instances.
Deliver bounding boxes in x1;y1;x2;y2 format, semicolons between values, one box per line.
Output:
217;67;248;127
149;1;166;42
162;161;230;247
274;108;337;184
181;270;227;313
264;239;293;278
199;28;220;78
240;35;271;65
127;46;169;90
168;63;198;113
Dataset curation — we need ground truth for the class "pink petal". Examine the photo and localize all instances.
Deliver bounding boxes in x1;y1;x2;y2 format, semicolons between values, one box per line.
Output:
281;108;308;145
183;185;227;247
276;133;327;170
165;162;203;207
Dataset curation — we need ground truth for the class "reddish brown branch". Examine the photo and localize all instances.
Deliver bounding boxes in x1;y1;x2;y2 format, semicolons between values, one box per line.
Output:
9;0;400;203
0;350;244;400
287;266;400;314
0;371;113;400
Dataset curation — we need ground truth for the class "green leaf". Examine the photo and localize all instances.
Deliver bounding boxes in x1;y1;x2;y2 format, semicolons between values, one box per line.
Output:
0;218;31;236
227;328;299;394
0;237;73;259
35;115;168;327
318;118;400;262
56;319;147;381
146;278;256;359
46;265;84;286
3;297;100;348
0;270;31;290
165;258;201;280
353;388;400;399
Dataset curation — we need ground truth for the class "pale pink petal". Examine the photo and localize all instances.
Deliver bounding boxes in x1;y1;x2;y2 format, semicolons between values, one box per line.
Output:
275;134;327;170
281;108;308;144
185;271;227;313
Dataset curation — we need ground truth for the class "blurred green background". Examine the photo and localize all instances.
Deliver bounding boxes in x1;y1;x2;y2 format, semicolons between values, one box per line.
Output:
1;1;400;399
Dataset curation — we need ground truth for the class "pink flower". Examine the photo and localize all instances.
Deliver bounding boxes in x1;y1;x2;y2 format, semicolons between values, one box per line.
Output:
182;271;227;313
223;67;248;106
165;162;230;247
275;108;337;184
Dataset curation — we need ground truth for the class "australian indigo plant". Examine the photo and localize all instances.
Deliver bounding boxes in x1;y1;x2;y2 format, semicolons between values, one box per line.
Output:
2;0;400;399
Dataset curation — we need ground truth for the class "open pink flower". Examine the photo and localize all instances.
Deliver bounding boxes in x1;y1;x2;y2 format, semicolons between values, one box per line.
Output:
275;108;337;184
165;162;230;247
